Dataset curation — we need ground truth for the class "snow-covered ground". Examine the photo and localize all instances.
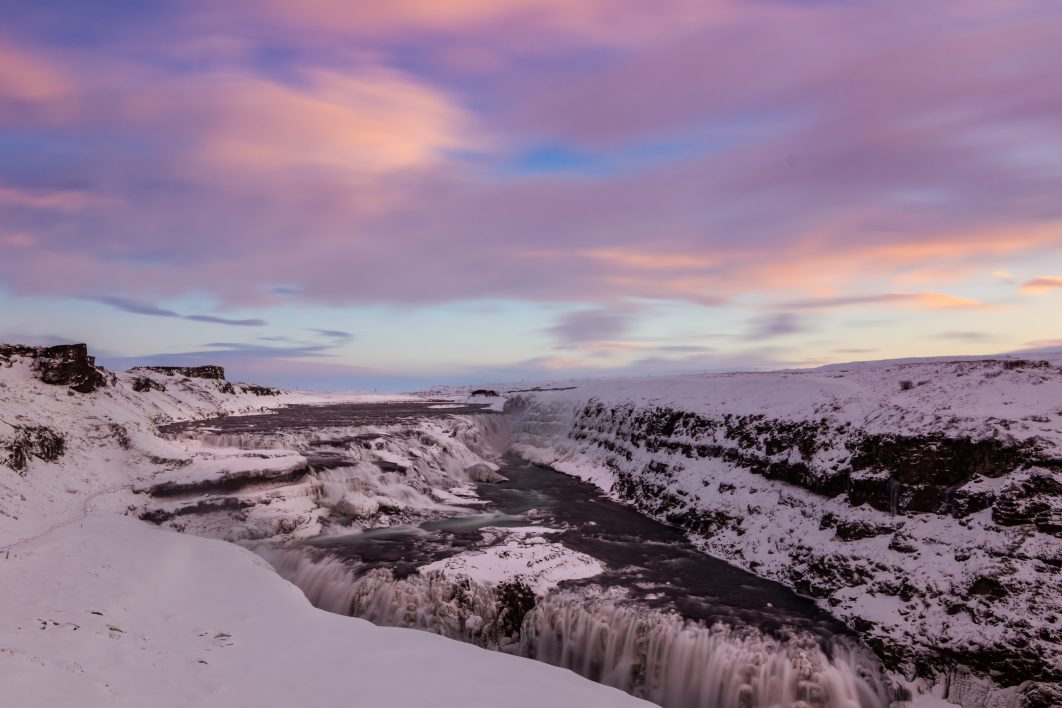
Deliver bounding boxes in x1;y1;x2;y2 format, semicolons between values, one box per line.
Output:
5;344;1060;708
502;359;1062;708
419;525;605;594
0;347;647;708
1;516;645;708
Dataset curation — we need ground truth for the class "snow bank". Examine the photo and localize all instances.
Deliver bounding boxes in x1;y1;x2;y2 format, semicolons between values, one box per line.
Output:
0;346;647;708
419;527;604;594
0;517;646;708
502;359;1062;707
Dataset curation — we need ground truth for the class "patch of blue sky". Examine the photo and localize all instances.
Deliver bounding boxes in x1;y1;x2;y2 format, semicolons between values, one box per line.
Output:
492;112;810;180
501;137;706;179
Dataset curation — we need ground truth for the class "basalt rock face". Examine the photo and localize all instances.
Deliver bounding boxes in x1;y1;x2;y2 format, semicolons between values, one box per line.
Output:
240;384;280;397
569;401;1054;526
507;361;1062;707
992;472;1062;534
847;433;1041;515
132;376;167;393
132;365;226;381
0;343;109;393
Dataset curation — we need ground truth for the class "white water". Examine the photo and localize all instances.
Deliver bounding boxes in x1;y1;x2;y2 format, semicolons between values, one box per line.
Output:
524;594;890;708
179;411;895;707
259;547;892;708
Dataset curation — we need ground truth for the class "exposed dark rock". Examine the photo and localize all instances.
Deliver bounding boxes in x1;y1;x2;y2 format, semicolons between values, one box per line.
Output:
470;389;500;397
143;463;309;497
131;365;226;380
495;580;536;638
1023;681;1062;708
992;472;1062;535
788;548;870;597
834;519;896;541
568;400;1050;521
132;376;167;393
108;423;131;450
950;484;996;517
240;384;280;396
0;343;108;393
887;531;918;554
848;433;1038;515
2;425;66;474
139;496;254;524
967;576;1008;599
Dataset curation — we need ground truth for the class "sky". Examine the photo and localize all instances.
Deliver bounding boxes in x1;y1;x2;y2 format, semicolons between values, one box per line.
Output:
2;0;1061;390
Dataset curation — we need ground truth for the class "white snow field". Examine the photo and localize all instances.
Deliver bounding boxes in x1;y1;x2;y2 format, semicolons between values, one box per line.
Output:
4;344;1060;708
500;360;1062;708
0;348;647;708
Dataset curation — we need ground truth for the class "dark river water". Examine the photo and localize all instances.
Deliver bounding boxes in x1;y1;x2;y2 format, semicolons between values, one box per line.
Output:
163;402;890;708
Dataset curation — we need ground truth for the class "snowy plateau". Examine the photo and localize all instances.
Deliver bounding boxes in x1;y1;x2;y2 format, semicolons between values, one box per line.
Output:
1;343;1060;708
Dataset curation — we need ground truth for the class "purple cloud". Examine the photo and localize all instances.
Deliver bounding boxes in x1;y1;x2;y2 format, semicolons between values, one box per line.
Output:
744;312;806;340
2;0;1061;386
86;295;179;318
546;307;639;346
85;295;266;326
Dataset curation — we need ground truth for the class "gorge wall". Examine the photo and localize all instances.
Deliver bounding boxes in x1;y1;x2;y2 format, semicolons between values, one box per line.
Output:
504;359;1062;708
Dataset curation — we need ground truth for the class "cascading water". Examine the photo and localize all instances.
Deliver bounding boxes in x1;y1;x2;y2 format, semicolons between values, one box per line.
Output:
524;594;890;708
258;546;892;708
164;403;898;708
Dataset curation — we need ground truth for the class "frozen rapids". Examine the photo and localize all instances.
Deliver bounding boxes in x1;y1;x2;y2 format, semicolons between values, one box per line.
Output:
166;403;894;707
260;546;890;708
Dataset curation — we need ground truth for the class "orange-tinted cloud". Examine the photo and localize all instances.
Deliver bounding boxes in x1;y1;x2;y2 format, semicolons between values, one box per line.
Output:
784;292;997;311
174;70;476;177
255;0;731;45
1020;276;1062;294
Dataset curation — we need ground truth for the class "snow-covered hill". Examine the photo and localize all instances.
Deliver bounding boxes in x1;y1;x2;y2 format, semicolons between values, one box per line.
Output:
0;344;647;708
502;359;1062;708
5;344;1060;708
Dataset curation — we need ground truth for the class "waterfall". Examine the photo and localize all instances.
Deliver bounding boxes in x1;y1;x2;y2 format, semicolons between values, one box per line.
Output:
257;546;892;708
523;594;890;708
257;546;523;649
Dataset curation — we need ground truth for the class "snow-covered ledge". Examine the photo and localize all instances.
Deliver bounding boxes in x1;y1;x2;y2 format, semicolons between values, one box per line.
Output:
500;359;1062;708
0;346;647;708
1;516;646;707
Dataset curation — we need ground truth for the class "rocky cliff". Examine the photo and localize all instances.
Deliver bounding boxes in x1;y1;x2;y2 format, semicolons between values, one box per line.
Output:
0;343;110;393
505;359;1062;708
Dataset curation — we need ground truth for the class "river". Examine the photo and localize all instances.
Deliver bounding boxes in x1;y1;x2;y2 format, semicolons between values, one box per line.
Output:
163;402;892;708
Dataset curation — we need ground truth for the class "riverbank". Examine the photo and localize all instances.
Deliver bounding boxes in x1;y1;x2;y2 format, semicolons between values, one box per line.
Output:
0;345;647;708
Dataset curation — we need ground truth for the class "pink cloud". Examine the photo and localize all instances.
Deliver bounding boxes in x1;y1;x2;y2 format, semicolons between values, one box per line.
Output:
1020;276;1062;294
0;38;71;120
784;292;998;311
0;186;117;211
1;0;1061;320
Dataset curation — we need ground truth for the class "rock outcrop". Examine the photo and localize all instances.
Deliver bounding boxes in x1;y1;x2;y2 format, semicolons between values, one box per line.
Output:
0;343;109;393
505;359;1062;706
1;425;66;474
132;376;167;393
131;365;226;380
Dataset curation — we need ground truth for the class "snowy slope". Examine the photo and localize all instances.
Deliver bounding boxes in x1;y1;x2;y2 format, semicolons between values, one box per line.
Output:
0;346;648;708
1;516;646;708
503;359;1062;708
